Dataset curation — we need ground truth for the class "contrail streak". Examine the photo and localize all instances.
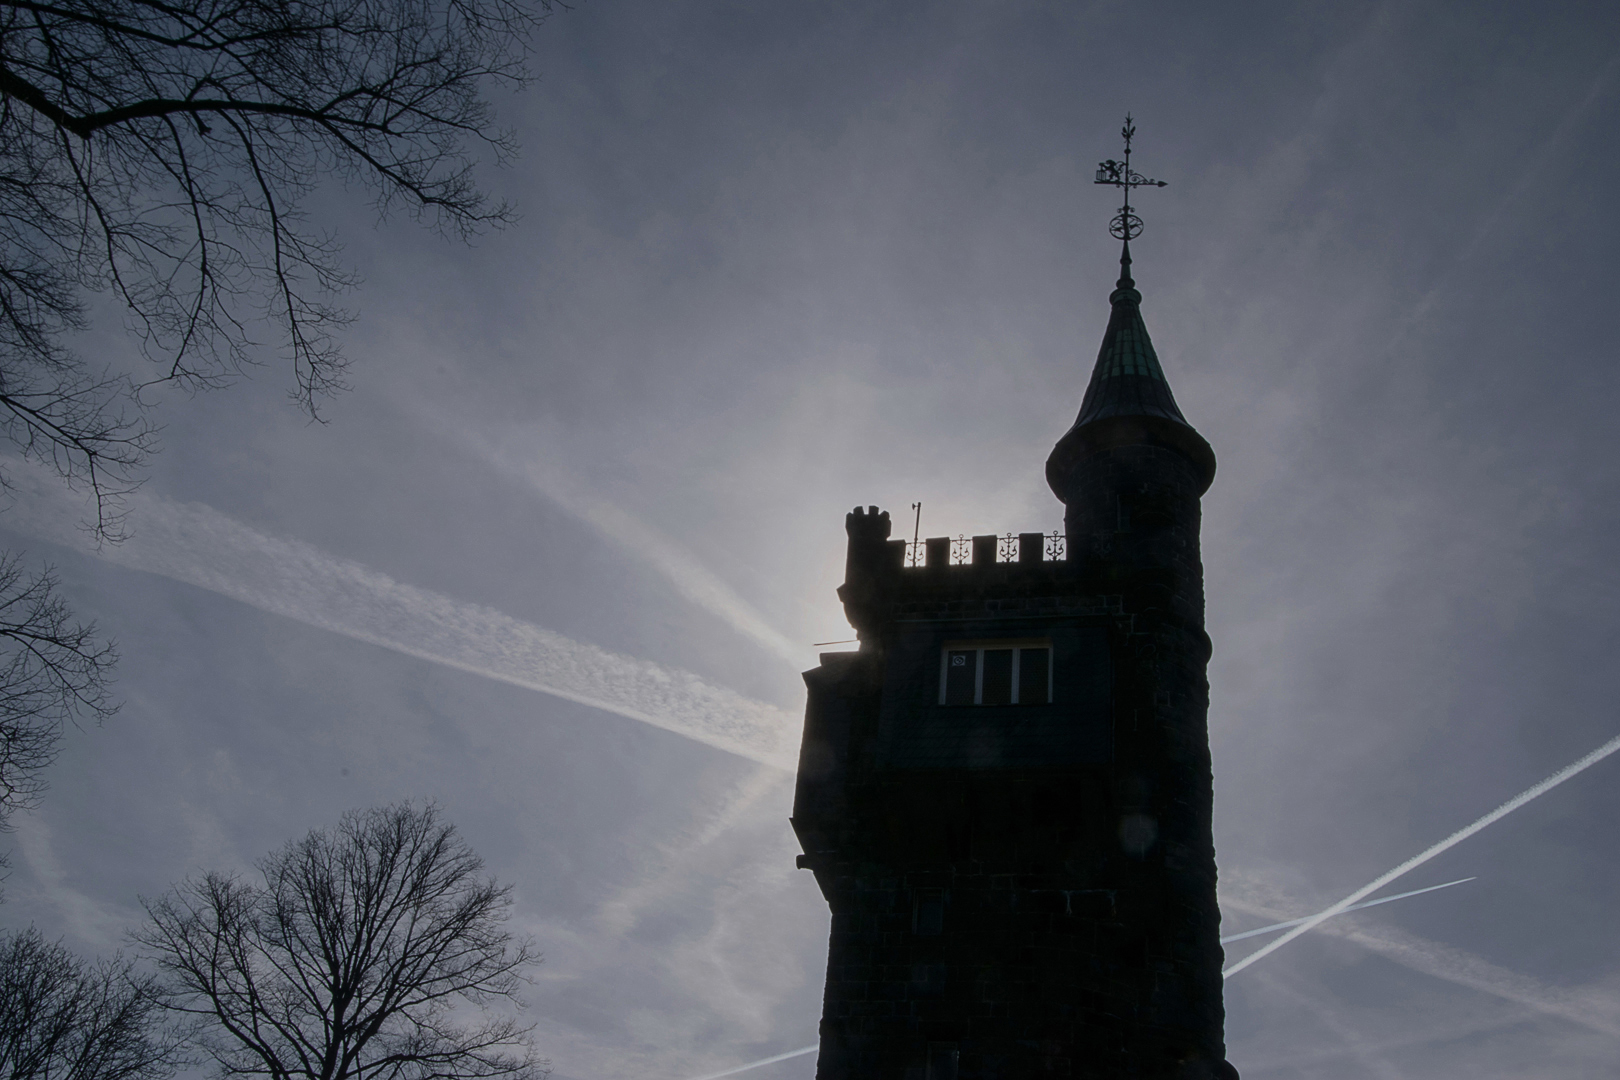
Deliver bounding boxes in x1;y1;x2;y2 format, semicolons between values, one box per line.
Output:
1328;912;1620;1038
3;468;800;770
1223;732;1620;978
1399;49;1620;333
685;1045;817;1080
1223;886;1620;1039
1219;877;1474;944
418;418;810;669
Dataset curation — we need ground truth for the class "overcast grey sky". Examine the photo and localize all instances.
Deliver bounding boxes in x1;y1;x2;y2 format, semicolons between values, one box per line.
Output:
5;1;1620;1077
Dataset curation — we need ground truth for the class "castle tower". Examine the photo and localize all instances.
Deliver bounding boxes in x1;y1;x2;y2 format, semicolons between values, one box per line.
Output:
791;231;1235;1078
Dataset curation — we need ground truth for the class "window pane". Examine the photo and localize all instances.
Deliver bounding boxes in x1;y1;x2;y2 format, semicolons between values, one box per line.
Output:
1018;647;1050;705
915;892;945;935
981;649;1013;705
944;650;976;706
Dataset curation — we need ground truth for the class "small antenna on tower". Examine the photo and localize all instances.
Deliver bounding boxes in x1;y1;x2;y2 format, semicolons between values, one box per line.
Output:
911;502;922;567
1093;114;1167;245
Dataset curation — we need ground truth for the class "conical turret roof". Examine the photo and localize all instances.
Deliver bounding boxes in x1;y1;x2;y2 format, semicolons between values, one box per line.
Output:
1072;244;1190;427
1046;242;1215;496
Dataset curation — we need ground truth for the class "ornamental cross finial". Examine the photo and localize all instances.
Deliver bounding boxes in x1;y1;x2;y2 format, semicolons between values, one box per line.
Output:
1094;114;1167;242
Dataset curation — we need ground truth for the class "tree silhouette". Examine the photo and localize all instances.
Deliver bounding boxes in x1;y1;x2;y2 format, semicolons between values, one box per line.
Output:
0;555;116;832
136;803;546;1080
0;927;183;1080
1;0;549;499
0;0;549;821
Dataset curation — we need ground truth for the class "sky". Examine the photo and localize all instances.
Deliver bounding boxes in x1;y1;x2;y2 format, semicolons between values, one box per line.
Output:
4;0;1620;1077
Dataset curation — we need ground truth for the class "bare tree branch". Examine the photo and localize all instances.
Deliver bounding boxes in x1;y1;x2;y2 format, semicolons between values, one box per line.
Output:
0;0;548;838
0;927;185;1080
135;803;547;1080
0;0;549;527
0;552;116;829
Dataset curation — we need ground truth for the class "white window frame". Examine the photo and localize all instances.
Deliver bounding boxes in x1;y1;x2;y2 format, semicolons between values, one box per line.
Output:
938;639;1052;706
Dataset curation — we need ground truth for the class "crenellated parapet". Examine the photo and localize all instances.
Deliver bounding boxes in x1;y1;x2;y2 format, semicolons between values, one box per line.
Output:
837;508;1208;648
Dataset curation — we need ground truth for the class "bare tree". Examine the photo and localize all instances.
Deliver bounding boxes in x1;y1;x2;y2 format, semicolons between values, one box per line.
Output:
0;553;116;831
0;0;549;507
135;803;546;1080
0;927;183;1080
0;0;548;832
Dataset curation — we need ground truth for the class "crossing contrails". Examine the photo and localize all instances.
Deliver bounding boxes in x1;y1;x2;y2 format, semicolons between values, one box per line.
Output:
1224;732;1620;978
1220;877;1475;945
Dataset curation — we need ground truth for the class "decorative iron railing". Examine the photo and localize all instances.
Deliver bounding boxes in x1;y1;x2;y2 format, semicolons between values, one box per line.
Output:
902;531;1065;567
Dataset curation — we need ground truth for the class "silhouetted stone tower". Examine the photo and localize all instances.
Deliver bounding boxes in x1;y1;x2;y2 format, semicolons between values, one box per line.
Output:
791;221;1235;1076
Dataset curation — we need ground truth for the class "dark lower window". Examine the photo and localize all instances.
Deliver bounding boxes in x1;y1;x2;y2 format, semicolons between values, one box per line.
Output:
914;890;946;935
981;648;1013;705
1019;646;1049;705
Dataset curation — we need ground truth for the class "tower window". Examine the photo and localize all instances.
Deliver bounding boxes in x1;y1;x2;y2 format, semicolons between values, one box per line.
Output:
1019;646;1049;705
939;642;1051;705
914;889;946;935
944;650;976;706
981;648;1013;704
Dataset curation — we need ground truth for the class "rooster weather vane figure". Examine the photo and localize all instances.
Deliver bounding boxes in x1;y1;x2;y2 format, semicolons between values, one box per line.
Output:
1094;114;1166;242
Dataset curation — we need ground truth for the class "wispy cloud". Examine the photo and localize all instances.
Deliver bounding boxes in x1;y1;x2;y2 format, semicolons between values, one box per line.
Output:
2;467;800;771
594;765;793;939
1401;49;1620;331
1236;1006;1563;1077
422;419;810;670
1336;918;1620;1039
1250;970;1406;1080
1221;876;1620;1039
511;774;815;1080
1223;731;1620;978
8;815;131;950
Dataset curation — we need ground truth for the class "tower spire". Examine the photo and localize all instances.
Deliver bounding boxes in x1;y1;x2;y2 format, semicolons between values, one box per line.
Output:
1047;117;1215;498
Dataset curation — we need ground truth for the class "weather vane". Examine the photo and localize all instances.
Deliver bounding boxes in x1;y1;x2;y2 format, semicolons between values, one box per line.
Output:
1094;114;1166;242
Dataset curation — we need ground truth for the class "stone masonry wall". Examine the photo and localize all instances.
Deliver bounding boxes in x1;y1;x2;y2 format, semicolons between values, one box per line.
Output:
794;455;1232;1079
